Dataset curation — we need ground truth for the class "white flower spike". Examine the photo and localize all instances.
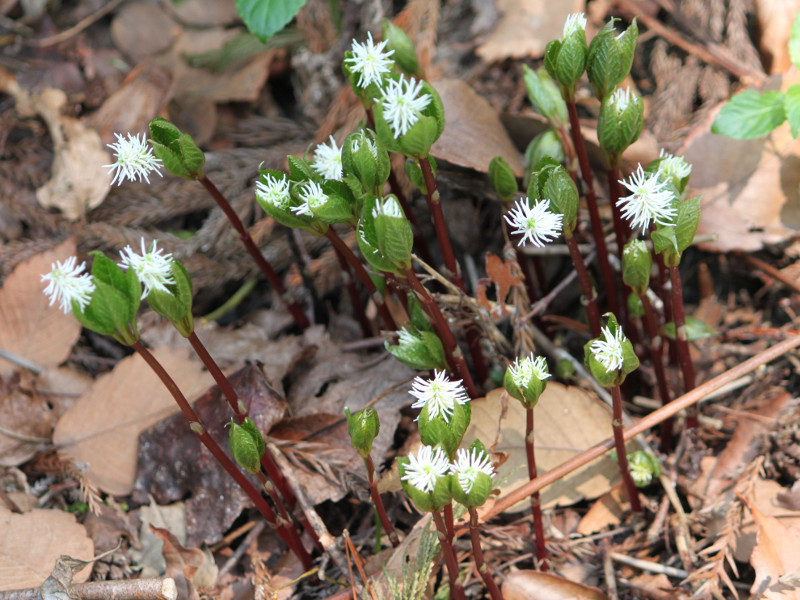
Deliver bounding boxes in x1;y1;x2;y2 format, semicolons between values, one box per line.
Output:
41;256;95;314
401;445;450;493
119;239;175;298
450;447;495;494
505;197;563;247
372;195;404;219
563;12;587;37
409;369;470;422
617;164;676;231
657;149;692;181
312;136;343;181
345;32;395;88
381;76;431;138
256;174;291;209
291;181;328;216
508;354;550;389
103;133;163;186
590;326;627;372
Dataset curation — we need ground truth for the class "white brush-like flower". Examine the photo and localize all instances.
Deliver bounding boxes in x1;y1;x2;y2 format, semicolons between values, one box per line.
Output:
505;197;563;247
450;447;495;494
401;445;450;493
563;12;587;37
255;174;291;209
409;370;470;423
351;136;378;158
103;133;163;186
372;195;404;219
608;87;633;111
291;181;328;216
41;257;95;314
617;165;676;231
119;239;175;298
657;149;692;181
590;326;627;372
312;136;343;181
508;354;550;389
381;76;431;138
345;32;395;88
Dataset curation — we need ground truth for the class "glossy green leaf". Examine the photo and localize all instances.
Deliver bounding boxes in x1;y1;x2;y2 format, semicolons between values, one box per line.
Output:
711;90;786;139
235;0;307;42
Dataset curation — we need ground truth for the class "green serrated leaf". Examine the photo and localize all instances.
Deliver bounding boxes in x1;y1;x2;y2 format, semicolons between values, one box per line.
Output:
785;84;800;138
711;90;786;139
151;142;188;178
235;0;307;43
674;196;701;254
177;134;205;175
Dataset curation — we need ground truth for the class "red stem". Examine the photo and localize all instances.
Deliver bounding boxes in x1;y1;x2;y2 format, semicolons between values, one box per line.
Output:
610;385;642;513
564;234;602;337
526;408;548;569
640;294;673;451
198;176;309;330
468;508;503;600
565;102;621;318
432;510;467;600
365;455;399;547
131;342;313;569
669;264;698;428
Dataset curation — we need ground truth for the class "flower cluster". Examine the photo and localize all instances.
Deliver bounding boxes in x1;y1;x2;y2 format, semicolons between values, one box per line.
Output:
409;370;469;423
401;444;495;497
617;165;676;231
103;132;163;186
41;257;95;314
505;197;563;247
119;239;175;298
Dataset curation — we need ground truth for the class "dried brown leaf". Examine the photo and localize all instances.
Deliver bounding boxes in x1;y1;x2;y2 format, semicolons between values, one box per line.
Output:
747;497;800;599
754;0;800;74
502;570;609;600
0;384;52;467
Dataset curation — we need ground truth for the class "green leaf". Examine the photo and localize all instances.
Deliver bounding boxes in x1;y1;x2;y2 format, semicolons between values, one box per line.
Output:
785;84;800;138
235;0;307;43
177;134;205;175
711;90;786;139
790;12;800;71
661;316;716;341
674;196;701;254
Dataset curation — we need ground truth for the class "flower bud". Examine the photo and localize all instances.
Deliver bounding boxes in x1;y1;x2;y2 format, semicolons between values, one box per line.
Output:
628;450;661;487
357;198;399;274
342;129;390;193
621;239;652;297
544;13;588;100
627;292;645;319
522;65;569;129
147;260;195;337
418;402;470;458
525;130;566;185
398;446;452;512
584;313;639;387
528;160;579;235
381;20;419;77
651;196;701;266
646;150;692;195
597;87;643;167
345;407;380;459
449;443;495;508
489;156;518;202
385;327;446;370
504;354;550;409
256;169;317;233
587;17;638;101
228;417;265;474
148;117;205;180
372;195;413;271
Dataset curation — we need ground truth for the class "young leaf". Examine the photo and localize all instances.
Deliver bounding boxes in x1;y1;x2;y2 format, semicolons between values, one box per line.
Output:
785;84;800;138
790;12;800;71
711;90;786;139
235;0;307;43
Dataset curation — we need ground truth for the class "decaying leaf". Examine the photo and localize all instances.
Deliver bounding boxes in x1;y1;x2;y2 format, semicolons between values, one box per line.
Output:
53;346;214;496
0;506;94;591
0;383;52;467
747;497;800;599
476;252;522;317
503;570;609;600
754;0;800;74
152;526;218;600
0;239;82;378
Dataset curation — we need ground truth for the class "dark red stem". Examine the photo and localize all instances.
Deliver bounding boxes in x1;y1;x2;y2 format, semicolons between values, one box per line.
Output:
640;294;673;451
468;508;503;600
198;176;309;330
669;264;698;428
565;101;621;318
365;455;399;547
609;385;642;513
526;408;548;569
564;234;602;337
432;510;467;600
131;341;313;569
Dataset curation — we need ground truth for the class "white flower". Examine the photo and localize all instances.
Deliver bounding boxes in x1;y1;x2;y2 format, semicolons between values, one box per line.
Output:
505;197;563;247
397;327;417;346
119;239;175;298
292;181;328;216
312;136;343;181
372;195;404;219
381;76;431;138
103;133;163;186
409;369;470;422
590;326;627;372
508;354;550;389
563;12;587;37
617;165;676;231
344;32;395;88
351;136;378;158
609;87;633;111
450;447;495;494
256;174;291;209
41;257;95;314
401;445;450;493
657;149;692;181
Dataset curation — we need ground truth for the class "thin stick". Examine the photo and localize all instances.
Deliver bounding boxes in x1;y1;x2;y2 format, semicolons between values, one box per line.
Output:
131;341;313;570
526;408;548;568
565;233;602;337
365;455;400;547
197;175;310;330
566;101;621;318
640;294;673;451
0;578;178;600
669;264;698;428
481;332;800;520
610;385;642;513
468;507;503;600
432;510;467;600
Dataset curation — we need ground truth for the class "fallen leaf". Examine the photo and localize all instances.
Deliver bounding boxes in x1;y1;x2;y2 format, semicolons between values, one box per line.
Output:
477;0;585;62
754;0;800;73
53;346;214;496
502;570;609;600
746;497;800;599
111;2;181;62
0;383;52;467
465;386;627;511
577;482;626;535
0;239;82;378
163;0;240;27
153;526;218;600
132;500;187;579
431;79;525;176
476;252;522;317
0;506;94;591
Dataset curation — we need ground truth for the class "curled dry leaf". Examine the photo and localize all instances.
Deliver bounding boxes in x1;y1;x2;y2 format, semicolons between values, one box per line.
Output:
746;497;800;599
0;506;94;591
503;570;609;600
0;238;82;378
